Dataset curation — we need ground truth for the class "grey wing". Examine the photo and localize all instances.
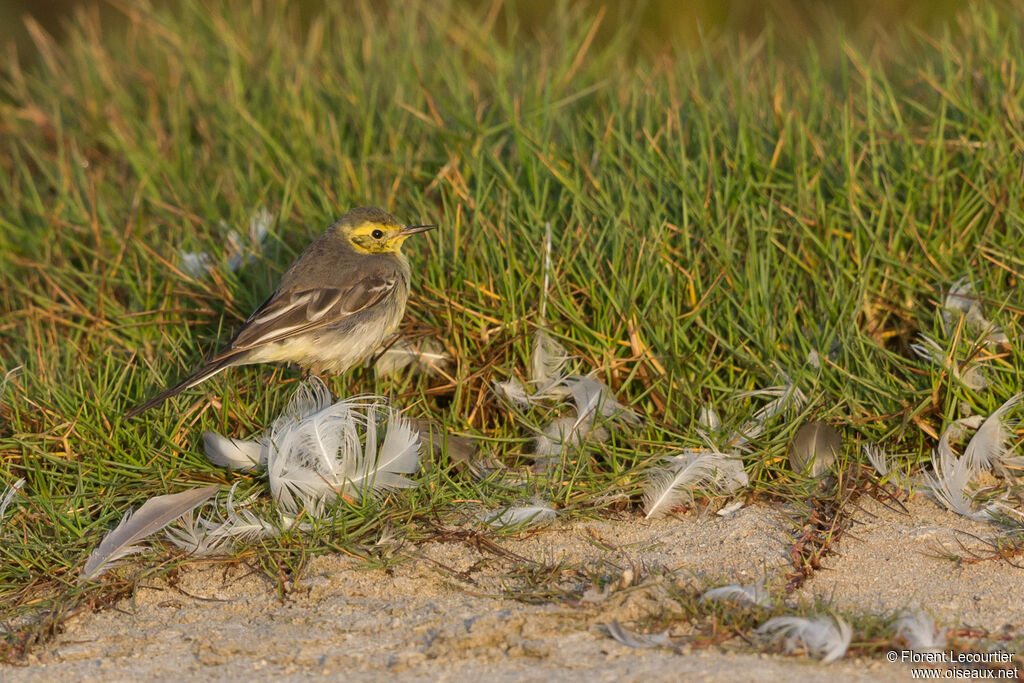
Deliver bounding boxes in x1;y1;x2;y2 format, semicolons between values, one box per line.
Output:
218;274;399;355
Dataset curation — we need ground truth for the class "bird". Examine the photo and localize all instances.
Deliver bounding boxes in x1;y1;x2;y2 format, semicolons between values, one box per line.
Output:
125;206;435;418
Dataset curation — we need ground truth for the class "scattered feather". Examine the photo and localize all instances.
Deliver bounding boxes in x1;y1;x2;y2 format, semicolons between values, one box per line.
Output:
564;376;639;427
530;330;572;394
476;503;558;528
180;250;213;278
492;378;532;409
81;485;219;580
716;499;745;517
216;485;281;542
807;349;821;369
757;615;851;663
863;444;890;477
895;610;947;651
533;416;609;457
604;620;672;649
942;278;1008;344
180;207;273;278
700;582;771;607
925;434;993;521
961;365;988;391
202;378;420;517
962;393;1022;473
698;405;721;431
165;484;280;555
202;431;264;470
644;450;747;519
375;338;452;378
788;421;840;478
226;207;273;271
263;379;419;515
911;335;988;391
164;506;233;557
0;478;25;523
730;382;807;448
0;365;22;403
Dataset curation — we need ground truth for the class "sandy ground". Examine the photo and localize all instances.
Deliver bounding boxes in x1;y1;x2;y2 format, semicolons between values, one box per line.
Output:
4;497;1022;681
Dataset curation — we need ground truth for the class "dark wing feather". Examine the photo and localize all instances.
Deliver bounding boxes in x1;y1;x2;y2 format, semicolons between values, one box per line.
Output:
220;274;398;354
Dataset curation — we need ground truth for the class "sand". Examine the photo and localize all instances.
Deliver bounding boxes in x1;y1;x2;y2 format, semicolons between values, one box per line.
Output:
4;497;1021;681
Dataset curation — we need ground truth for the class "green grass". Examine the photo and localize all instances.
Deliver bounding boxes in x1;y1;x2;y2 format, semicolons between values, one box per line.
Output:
2;0;1024;660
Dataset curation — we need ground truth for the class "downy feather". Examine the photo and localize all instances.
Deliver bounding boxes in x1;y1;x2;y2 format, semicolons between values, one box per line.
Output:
492;378;532;409
533;416;609;457
942;277;1009;344
531;330;572;394
643;451;742;519
962;393;1023;473
862;444;890;477
565;376;639;428
757;615;851;663
700;582;771;607
477;503;558;528
895;610;946;651
82;485;219;580
375;338;452;378
730;382;807;448
925;431;992;521
604;621;671;649
203;431;265;470
263;379;420;515
0;478;25;523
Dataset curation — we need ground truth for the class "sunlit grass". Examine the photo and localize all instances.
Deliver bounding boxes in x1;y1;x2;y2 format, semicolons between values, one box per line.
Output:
1;0;1023;657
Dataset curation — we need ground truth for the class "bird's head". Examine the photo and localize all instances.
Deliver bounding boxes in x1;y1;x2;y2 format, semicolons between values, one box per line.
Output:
334;206;435;254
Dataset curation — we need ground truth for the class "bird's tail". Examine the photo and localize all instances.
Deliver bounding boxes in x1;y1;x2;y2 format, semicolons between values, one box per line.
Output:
124;358;235;418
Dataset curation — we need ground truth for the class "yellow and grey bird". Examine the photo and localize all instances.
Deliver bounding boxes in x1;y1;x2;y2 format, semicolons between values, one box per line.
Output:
126;206;435;417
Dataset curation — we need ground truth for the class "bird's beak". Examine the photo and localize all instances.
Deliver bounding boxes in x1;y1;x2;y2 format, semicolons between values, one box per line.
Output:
399;224;436;236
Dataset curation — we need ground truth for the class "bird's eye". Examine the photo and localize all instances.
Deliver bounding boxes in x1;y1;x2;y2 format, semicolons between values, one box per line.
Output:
371;229;384;240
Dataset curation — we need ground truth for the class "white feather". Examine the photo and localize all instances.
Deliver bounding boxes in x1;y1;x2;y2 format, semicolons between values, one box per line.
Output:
263;379;421;515
533;415;609;457
604;620;671;649
565;376;639;428
643;450;746;519
180;250;213;278
700;582;771;607
961;364;988;391
942;277;1008;344
476;503;558;528
698;405;721;431
492;378;532;409
164;506;232;556
375;338;452;377
531;329;572;394
863;444;890;477
81;485;219;580
925;433;991;521
0;478;25;523
730;382;807;448
165;485;283;555
963;393;1023;473
226;207;273;272
216;484;280;541
345;412;420;494
757;615;852;663
895;610;946;651
202;431;265;470
717;500;745;516
0;365;22;402
911;334;989;391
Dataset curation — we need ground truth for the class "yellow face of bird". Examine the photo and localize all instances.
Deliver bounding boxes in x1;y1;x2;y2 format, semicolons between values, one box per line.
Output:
340;216;435;254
